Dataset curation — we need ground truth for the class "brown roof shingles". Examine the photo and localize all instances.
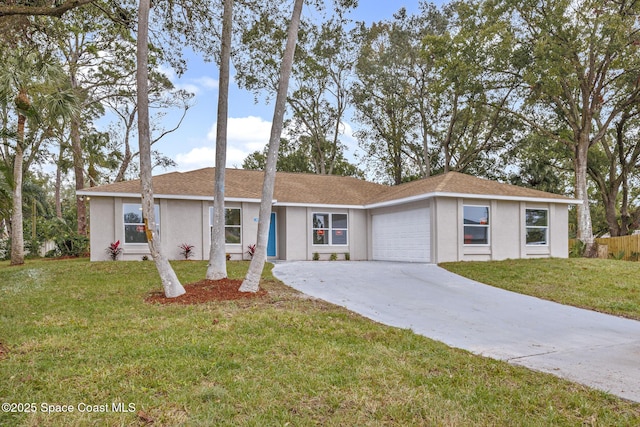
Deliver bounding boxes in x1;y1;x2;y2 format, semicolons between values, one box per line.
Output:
366;171;574;205
78;168;575;205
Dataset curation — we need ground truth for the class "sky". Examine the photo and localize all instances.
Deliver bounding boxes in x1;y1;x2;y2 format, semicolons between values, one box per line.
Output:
138;1;434;174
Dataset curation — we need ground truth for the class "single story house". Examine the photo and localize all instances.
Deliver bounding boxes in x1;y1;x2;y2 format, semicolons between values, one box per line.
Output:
77;168;578;263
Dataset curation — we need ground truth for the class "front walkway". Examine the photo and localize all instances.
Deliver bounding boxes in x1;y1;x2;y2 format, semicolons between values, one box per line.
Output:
273;261;640;402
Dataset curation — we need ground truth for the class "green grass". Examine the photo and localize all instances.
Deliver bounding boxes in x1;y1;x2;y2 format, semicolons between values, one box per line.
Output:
0;258;639;426
441;258;640;321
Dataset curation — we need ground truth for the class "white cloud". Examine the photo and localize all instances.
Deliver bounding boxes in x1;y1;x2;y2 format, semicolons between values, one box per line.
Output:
156;65;219;96
175;147;216;170
175;115;272;170
194;76;219;90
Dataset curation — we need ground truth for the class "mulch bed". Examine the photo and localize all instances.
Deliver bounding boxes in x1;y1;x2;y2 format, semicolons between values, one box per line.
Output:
145;278;268;305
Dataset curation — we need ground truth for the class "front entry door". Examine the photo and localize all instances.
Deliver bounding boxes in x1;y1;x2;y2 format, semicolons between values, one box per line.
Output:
267;212;277;257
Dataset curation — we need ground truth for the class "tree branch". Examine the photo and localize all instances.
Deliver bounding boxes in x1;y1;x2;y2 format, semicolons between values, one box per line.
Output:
0;0;95;17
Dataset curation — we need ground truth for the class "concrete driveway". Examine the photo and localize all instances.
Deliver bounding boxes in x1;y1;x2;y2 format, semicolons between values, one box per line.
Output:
272;261;640;402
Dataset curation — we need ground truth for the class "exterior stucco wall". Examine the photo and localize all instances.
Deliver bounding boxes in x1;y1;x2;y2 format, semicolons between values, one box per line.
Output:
348;208;368;260
282;206;307;261
161;199;203;260
88;197;116;261
432;197;459;263
433;197;570;263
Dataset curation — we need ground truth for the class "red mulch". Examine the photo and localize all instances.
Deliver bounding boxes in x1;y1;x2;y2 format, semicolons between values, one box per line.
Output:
145;278;267;305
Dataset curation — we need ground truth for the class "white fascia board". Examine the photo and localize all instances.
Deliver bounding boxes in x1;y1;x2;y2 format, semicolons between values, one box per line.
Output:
273;202;366;209
364;192;581;209
75;191;263;204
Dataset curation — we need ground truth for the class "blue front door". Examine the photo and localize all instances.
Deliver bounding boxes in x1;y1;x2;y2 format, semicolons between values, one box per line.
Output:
267;212;277;257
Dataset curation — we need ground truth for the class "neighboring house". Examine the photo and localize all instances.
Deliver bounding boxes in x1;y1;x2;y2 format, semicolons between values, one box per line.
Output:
76;168;578;263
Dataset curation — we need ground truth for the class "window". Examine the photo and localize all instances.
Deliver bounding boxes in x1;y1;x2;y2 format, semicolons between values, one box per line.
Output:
463;205;489;245
526;209;548;245
210;207;241;244
123;203;159;244
313;213;348;245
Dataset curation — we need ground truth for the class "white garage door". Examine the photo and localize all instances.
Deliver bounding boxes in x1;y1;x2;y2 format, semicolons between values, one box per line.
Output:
372;208;431;262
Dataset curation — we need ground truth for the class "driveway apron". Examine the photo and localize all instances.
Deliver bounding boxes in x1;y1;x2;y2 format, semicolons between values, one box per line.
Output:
272;261;640;402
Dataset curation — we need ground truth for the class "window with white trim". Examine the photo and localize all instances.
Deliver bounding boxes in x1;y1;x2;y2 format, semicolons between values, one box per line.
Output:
123;203;159;244
312;213;348;245
209;207;242;244
526;209;548;245
463;205;489;245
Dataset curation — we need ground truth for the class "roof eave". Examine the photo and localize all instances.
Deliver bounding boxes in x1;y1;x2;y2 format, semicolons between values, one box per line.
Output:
76;190;264;204
273;201;366;209
365;191;580;209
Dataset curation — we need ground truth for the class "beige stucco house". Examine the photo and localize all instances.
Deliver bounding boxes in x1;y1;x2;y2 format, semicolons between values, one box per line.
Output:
77;168;578;263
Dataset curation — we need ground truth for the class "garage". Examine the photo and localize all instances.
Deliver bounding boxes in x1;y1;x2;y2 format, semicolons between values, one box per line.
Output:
372;207;431;262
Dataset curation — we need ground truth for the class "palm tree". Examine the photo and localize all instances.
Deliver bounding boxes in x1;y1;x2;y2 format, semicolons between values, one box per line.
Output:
207;0;233;281
136;0;185;297
0;46;76;265
240;0;304;292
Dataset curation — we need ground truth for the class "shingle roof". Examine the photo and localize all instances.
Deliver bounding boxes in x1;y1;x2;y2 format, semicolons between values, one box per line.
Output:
77;168;576;206
366;171;575;205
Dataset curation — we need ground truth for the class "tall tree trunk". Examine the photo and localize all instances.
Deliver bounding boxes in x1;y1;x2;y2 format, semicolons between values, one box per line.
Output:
574;140;596;256
70;116;87;236
206;0;233;281
54;143;64;218
137;0;185;298
114;108;136;182
10;113;25;266
240;0;304;292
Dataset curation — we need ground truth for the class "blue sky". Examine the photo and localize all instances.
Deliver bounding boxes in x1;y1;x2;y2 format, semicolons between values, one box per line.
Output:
146;1;433;173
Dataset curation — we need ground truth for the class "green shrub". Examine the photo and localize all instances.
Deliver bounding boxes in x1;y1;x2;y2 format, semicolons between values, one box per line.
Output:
569;240;586;258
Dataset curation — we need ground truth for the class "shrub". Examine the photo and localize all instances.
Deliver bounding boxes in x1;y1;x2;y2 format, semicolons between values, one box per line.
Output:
569;240;586;258
246;244;256;259
313;252;320;261
344;252;350;261
178;243;195;260
55;234;89;257
106;240;123;261
0;239;10;261
610;250;626;261
329;253;338;261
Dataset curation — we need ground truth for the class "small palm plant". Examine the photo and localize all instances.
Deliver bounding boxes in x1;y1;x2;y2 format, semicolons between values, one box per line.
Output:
106;240;123;261
178;243;195;260
246;244;256;259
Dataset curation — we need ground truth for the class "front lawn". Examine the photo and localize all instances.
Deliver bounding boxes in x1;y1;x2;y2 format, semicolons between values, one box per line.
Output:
441;258;640;321
1;259;638;426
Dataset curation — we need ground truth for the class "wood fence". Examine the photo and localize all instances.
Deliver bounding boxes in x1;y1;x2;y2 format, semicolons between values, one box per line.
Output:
569;234;640;261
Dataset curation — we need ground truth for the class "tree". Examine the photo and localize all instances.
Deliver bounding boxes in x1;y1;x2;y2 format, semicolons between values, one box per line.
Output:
352;6;453;184
0;44;76;266
477;0;640;255
243;136;363;177
240;0;304;293
104;72;192;182
136;0;185;298
286;17;355;176
49;2;138;236
588;109;640;236
352;19;418;185
0;0;95;18
207;0;233;281
422;7;521;179
83;129;121;187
